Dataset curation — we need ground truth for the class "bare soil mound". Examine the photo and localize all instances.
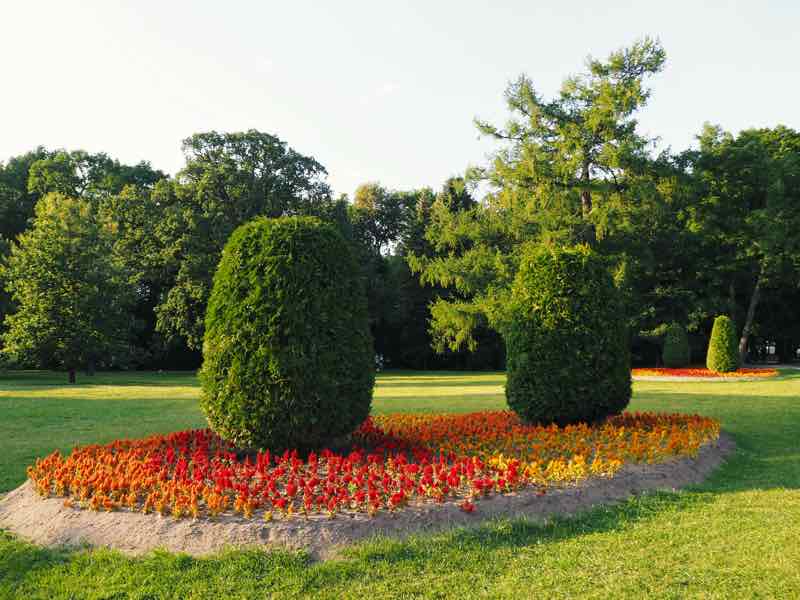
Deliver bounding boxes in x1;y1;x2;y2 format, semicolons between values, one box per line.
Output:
0;433;735;560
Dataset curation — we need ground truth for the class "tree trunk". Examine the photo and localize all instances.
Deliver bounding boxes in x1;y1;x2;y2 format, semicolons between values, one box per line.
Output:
728;282;737;323
86;359;95;376
738;270;763;366
68;369;76;384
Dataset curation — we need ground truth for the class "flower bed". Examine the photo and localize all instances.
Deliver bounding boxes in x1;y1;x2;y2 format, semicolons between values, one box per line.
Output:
27;411;719;519
632;367;778;378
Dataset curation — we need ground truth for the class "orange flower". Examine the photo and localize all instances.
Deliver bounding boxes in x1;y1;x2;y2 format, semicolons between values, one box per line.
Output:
27;411;719;520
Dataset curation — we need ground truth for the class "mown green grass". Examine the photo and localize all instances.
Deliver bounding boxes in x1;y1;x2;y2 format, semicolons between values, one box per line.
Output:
1;369;799;599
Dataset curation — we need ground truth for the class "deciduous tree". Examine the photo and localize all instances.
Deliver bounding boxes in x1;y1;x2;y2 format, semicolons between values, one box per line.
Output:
153;130;334;349
688;125;800;363
1;194;132;381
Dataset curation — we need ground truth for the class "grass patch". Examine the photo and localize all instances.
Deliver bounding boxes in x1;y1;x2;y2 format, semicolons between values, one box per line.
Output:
1;369;799;598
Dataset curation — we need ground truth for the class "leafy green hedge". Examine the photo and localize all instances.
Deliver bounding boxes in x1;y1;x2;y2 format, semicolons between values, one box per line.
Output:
199;216;375;450
504;245;631;425
662;322;690;368
706;315;739;373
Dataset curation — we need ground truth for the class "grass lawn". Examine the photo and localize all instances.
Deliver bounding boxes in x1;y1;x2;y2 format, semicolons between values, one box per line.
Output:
1;369;799;599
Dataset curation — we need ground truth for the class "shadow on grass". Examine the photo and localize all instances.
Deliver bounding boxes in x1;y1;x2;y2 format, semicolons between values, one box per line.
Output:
343;488;717;570
375;391;504;402
378;370;504;378
0;531;311;596
0;370;199;391
310;446;793;593
376;380;504;389
0;531;74;590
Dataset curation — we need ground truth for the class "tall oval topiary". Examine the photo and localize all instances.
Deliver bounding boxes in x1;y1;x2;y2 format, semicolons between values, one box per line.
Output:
199;216;375;451
706;315;739;373
504;245;631;426
662;322;690;368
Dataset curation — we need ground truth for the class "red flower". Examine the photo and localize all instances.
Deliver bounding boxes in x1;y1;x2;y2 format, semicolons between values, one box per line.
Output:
459;500;475;513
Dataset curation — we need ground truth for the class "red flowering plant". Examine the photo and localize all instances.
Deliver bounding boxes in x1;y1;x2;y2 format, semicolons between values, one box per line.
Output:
632;368;777;378
28;411;719;519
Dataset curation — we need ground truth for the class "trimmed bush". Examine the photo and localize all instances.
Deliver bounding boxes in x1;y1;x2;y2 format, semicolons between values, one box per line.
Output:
662;322;690;368
706;315;739;373
504;245;631;426
199;216;375;450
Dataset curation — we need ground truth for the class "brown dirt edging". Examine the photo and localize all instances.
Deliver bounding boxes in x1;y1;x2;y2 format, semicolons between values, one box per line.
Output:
0;433;735;561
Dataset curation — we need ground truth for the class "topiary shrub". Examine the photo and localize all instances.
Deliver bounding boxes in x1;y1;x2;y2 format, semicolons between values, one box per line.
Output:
706;315;739;373
662;322;691;368
504;245;631;426
199;216;375;451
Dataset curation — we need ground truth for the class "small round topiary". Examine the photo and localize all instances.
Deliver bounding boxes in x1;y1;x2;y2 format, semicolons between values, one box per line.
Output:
504;245;631;426
662;322;690;368
199;216;375;451
706;315;739;373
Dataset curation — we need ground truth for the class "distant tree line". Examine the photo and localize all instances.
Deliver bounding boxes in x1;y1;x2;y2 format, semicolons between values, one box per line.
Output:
0;134;504;375
1;38;798;378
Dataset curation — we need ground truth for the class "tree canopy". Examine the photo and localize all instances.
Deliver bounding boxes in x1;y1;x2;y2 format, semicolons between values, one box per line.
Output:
1;40;799;375
152;130;335;350
686;125;800;363
0;193;132;381
410;37;667;351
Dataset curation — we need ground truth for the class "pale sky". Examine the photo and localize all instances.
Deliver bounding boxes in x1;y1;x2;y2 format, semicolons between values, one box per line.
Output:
2;1;798;197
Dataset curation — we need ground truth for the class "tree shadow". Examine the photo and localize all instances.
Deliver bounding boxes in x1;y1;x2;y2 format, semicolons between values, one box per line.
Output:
346;488;719;568
373;392;506;409
0;370;198;391
337;435;794;573
0;532;75;591
376;380;504;389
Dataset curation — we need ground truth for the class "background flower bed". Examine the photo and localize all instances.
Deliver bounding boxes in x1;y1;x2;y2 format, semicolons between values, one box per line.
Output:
632;368;778;378
27;411;719;519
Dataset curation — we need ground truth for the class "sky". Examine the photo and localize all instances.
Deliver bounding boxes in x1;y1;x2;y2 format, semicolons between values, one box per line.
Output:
2;1;798;197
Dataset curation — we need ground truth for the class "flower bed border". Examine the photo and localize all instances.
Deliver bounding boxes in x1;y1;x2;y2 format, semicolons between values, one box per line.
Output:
23;412;720;522
632;368;778;380
0;433;735;560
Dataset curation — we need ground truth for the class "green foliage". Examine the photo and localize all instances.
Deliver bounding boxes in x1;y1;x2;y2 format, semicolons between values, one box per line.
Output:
473;36;666;244
411;38;666;352
27;150;163;201
348;183;418;355
3;114;799;375
350;178;504;369
351;182;411;254
154;130;334;350
199;216;374;450
706;315;739;372
504;245;631;425
688;125;800;362
662;322;690;368
99;181;189;367
0;149;165;369
0;194;133;378
0;235;11;340
0;147;51;241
